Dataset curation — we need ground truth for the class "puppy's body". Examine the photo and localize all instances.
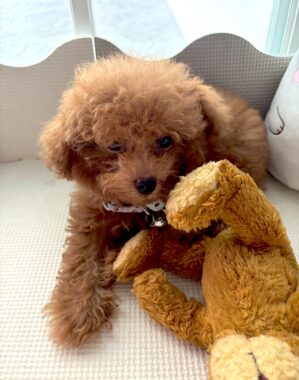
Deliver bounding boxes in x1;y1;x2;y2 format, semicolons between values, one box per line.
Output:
40;55;269;346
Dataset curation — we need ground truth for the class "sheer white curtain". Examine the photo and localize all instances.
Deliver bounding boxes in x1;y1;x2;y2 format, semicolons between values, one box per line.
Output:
0;0;74;66
0;0;298;66
167;0;274;53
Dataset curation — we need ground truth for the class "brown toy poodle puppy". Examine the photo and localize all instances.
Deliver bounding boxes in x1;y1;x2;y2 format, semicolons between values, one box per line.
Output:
39;54;269;346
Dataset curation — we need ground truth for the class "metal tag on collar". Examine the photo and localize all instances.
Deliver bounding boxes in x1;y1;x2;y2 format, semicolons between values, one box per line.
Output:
142;208;166;228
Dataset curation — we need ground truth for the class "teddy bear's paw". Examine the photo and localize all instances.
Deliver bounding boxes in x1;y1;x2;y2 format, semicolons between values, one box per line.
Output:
133;269;182;315
113;230;152;281
166;161;222;232
209;335;258;380
133;269;169;317
249;335;299;380
209;334;299;380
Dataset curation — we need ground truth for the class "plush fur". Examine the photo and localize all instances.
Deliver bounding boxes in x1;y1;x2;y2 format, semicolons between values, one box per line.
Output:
40;54;269;346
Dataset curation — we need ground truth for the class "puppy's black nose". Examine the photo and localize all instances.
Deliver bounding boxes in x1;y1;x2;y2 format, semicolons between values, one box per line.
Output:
135;177;157;195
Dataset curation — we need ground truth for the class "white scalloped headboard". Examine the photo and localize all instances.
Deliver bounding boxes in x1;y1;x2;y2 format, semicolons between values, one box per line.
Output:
0;34;291;162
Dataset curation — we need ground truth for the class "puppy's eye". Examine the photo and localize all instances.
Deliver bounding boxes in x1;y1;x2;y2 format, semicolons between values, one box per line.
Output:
79;142;98;152
85;142;98;150
108;141;122;152
157;136;172;149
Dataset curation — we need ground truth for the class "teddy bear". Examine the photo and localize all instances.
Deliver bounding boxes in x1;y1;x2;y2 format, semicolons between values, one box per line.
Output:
113;160;299;380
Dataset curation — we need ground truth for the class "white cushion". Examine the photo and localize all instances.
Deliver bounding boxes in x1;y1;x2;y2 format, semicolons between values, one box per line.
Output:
265;49;299;190
1;160;298;380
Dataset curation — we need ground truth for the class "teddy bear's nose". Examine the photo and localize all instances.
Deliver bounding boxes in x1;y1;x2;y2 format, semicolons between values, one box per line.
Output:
135;177;157;195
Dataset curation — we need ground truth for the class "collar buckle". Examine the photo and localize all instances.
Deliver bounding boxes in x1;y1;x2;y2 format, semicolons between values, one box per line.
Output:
143;208;166;228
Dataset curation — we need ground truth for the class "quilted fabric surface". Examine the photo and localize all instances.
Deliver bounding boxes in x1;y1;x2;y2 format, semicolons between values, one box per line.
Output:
1;160;298;380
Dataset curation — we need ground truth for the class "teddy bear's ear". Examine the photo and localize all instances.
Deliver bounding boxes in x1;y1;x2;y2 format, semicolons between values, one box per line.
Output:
39;113;74;180
197;82;233;134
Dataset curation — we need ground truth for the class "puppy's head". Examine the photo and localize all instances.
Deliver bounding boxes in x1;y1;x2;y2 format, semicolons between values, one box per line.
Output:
40;55;231;207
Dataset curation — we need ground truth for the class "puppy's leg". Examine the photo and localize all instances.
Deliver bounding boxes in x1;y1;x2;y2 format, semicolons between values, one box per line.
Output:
44;193;117;346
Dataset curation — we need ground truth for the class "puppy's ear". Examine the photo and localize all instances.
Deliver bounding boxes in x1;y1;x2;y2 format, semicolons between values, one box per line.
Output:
197;83;233;133
39;113;73;180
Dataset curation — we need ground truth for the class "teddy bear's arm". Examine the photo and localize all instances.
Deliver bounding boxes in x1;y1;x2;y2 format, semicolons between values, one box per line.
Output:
113;227;207;281
133;269;212;348
158;230;206;280
113;230;158;281
167;160;291;249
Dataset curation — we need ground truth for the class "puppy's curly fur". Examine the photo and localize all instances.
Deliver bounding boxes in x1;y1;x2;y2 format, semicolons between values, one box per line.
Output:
40;54;269;346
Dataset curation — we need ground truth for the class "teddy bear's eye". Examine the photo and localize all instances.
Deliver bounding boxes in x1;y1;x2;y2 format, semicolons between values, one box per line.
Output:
157;136;172;149
108;141;122;152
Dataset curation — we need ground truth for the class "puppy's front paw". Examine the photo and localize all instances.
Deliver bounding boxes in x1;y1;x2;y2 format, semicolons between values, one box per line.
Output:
43;288;116;346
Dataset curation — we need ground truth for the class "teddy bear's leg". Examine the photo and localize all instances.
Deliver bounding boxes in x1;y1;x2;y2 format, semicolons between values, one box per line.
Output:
133;269;212;348
167;160;289;247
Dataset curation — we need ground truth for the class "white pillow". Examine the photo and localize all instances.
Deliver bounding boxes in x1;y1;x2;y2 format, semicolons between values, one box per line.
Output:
265;49;299;190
